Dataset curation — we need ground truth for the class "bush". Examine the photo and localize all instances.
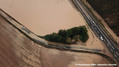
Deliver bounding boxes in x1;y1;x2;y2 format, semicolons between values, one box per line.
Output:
58;30;67;37
66;37;72;44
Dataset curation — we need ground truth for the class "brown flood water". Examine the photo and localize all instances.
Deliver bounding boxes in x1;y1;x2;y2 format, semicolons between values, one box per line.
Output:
0;0;85;36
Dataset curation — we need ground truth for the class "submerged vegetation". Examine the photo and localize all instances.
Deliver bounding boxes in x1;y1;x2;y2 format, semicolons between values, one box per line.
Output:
44;26;89;44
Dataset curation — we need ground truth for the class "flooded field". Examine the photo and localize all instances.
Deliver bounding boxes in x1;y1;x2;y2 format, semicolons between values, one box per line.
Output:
0;0;86;36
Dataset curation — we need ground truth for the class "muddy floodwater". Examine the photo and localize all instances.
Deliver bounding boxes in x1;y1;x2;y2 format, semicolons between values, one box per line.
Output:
0;0;85;36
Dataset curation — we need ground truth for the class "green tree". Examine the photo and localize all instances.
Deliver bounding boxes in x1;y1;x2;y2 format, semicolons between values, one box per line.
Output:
73;35;80;42
66;37;72;44
44;26;89;44
58;29;67;37
70;27;80;37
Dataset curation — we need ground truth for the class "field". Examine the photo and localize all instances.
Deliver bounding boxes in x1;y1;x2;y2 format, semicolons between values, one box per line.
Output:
0;14;113;67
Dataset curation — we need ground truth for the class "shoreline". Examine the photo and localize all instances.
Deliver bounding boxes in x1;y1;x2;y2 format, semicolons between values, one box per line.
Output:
0;8;116;65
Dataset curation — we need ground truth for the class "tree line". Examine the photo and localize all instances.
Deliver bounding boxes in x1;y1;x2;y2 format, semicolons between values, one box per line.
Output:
44;26;89;44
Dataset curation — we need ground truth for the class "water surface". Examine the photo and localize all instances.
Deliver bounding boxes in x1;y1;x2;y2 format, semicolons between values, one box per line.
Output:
0;0;85;36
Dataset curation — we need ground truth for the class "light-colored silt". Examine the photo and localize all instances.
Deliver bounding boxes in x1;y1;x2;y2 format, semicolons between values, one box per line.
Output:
0;0;85;36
